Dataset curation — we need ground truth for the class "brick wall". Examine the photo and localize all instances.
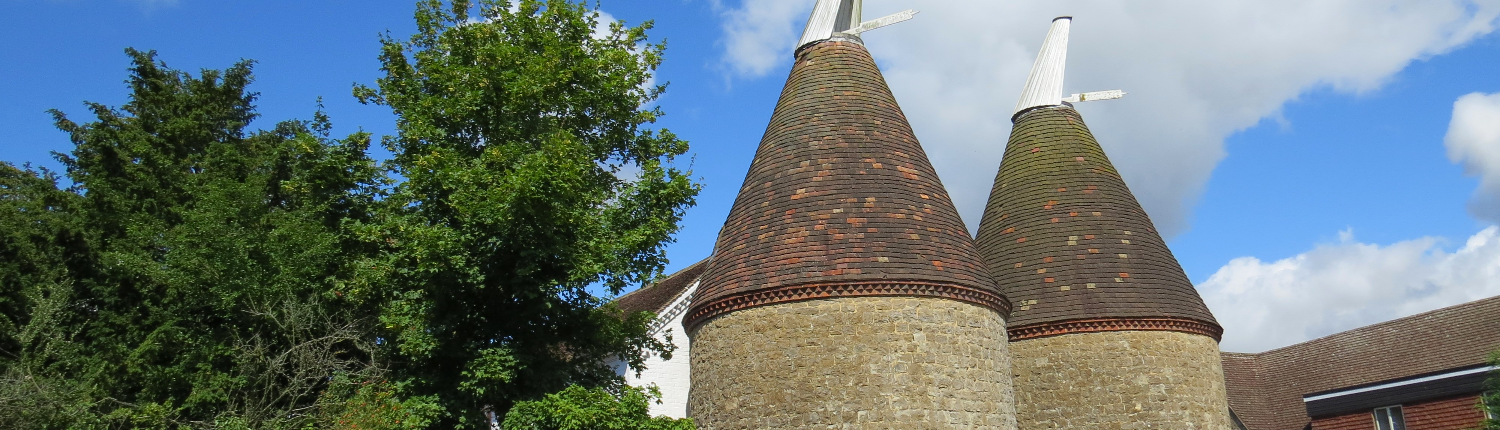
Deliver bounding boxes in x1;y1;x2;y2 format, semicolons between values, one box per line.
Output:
1310;394;1486;430
1405;395;1486;429
1311;412;1373;430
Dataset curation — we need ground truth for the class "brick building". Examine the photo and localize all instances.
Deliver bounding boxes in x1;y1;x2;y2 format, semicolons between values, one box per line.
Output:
1223;296;1500;430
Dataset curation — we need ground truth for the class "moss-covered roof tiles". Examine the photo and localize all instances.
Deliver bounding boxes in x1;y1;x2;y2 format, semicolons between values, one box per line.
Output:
975;106;1220;336
685;40;1008;329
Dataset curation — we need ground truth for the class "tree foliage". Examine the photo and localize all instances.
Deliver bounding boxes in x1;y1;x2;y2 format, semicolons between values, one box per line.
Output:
0;0;697;428
0;162;95;428
1;49;388;427
501;385;693;430
349;0;698;426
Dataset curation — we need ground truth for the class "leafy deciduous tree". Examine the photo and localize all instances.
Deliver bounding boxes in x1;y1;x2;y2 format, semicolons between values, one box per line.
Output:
501;385;693;430
350;0;699;426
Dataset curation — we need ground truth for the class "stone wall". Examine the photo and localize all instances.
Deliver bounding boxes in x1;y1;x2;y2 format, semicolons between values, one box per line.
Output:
687;296;1018;429
1009;330;1232;429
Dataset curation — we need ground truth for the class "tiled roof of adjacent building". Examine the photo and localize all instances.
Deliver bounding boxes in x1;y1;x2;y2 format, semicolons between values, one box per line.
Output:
974;106;1220;337
615;258;709;315
1222;295;1500;430
685;40;1008;329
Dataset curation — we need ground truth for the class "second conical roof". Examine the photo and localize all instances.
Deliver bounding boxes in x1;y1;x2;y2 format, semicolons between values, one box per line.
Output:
975;106;1220;338
685;40;1008;329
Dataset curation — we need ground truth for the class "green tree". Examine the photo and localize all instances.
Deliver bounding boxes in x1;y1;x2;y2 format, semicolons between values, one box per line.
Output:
351;0;699;426
1;0;697;427
502;385;693;430
0;162;99;428
0;163;86;361
0;49;390;428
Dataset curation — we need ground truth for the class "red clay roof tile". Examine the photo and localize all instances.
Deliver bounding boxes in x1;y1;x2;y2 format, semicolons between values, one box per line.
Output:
685;40;1007;329
975;106;1220;335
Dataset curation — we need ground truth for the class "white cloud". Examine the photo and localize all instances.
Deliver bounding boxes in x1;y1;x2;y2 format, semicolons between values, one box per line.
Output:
592;10;618;40
714;0;809;77
1446;92;1500;223
1199;226;1500;353
713;0;1500;236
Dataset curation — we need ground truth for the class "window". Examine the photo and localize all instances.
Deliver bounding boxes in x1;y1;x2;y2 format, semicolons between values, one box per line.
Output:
1372;405;1406;430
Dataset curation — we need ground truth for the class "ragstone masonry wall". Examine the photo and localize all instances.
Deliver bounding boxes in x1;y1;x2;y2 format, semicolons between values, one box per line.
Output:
687;296;1018;429
1010;330;1232;429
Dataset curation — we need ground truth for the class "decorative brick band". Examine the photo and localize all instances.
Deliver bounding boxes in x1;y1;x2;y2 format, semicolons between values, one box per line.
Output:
683;281;1012;330
1007;317;1223;342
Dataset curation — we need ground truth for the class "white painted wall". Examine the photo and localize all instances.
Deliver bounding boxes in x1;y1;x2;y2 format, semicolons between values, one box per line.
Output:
611;281;696;419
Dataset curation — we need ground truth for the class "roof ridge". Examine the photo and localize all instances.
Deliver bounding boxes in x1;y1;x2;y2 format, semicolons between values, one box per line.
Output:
614;258;711;315
616;258;710;299
1233;293;1500;356
1220;294;1500;430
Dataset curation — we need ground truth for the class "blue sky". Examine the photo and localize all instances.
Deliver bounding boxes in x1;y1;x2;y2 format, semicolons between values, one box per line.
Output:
1177;39;1500;279
3;0;1499;352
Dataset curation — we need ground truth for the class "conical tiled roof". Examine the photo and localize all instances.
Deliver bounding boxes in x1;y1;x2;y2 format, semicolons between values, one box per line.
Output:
974;106;1221;340
684;40;1009;329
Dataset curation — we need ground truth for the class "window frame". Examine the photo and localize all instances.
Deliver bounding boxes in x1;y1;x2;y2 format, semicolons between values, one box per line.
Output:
1372;405;1406;430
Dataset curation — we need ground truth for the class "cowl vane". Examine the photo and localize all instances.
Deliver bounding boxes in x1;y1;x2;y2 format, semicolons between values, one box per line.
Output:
1012;17;1125;120
797;0;919;51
